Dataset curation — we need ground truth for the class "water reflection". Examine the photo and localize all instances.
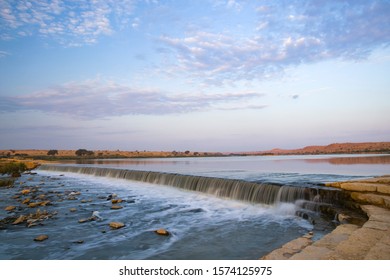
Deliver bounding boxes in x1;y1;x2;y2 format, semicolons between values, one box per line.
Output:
304;155;390;165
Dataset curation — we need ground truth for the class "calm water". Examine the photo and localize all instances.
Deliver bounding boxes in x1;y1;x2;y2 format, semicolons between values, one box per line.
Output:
1;154;389;260
67;154;390;184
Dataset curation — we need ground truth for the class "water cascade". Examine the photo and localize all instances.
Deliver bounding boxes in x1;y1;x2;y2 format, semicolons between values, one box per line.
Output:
38;165;358;224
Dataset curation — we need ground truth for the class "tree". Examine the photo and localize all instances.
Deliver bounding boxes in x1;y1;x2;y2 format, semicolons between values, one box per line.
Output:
47;150;58;156
75;149;94;156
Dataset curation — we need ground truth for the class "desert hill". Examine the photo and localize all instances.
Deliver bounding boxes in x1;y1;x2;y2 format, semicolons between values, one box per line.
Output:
257;142;390;155
0;142;389;160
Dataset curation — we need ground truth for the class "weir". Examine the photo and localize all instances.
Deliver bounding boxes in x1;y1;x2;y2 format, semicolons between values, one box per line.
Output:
38;165;356;225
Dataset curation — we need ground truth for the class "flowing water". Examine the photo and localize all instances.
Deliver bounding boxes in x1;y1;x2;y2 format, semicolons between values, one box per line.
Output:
1;154;389;259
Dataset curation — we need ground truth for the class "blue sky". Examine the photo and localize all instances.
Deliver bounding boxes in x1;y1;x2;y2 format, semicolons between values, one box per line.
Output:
0;0;389;152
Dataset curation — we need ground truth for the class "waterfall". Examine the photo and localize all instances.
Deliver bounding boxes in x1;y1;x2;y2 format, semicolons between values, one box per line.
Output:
39;165;319;205
37;165;367;228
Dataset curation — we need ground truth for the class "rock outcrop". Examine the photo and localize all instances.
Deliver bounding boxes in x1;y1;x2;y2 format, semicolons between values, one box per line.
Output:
261;175;390;260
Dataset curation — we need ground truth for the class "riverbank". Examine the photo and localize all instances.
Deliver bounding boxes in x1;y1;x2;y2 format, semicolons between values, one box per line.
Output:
260;175;390;259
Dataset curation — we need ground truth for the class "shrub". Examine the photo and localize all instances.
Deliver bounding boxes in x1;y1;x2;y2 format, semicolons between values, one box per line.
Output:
0;162;27;177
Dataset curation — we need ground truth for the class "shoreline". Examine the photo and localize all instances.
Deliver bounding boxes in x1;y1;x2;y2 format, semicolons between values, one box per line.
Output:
260;175;390;260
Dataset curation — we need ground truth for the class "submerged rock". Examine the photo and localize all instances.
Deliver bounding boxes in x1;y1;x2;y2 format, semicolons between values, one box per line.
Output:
111;205;123;210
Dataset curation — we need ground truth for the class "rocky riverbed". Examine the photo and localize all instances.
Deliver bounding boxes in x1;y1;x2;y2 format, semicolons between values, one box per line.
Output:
261;175;390;260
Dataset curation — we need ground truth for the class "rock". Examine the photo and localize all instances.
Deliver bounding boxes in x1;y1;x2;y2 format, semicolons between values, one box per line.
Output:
81;199;87;203
13;215;27;225
28;202;40;208
73;240;84;244
111;199;123;204
69;191;81;196
155;228;170;236
109;222;125;229
78;218;91;223
21;189;31;195
339;182;378;192
337;213;351;224
111;205;123;210
34;235;49;242
22;198;31;204
107;194;117;200
4;205;16;211
91;211;102;221
39;200;51;206
69;208;77;212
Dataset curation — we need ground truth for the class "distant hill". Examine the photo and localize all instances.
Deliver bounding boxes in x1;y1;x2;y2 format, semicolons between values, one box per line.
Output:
1;142;389;160
256;142;390;155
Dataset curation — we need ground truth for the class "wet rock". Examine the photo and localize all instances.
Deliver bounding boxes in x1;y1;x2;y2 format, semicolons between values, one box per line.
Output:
109;222;125;229
92;211;102;221
34;235;48;242
21;189;31;195
4;205;16;211
13;215;27;225
28;202;40;208
78;218;91;223
41;200;51;206
22;198;31;204
111;199;123;204
107;194;117;200
111;205;123;210
81;199;87;203
337;213;351;224
69;191;81;196
155;228;170;236
69;208;77;212
0;216;17;228
73;240;84;244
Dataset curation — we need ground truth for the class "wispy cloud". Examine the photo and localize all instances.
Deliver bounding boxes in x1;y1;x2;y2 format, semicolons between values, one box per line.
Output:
0;79;265;119
0;50;10;58
0;0;137;46
158;0;390;84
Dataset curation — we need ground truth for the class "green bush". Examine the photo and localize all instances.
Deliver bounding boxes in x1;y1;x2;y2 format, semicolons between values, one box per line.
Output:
0;162;27;177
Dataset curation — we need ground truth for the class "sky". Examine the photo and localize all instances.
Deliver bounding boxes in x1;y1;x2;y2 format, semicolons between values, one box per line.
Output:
0;0;389;152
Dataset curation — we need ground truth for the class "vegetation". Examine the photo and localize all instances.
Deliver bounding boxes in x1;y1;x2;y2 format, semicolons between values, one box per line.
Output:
0;161;27;177
75;149;95;157
47;149;58;156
